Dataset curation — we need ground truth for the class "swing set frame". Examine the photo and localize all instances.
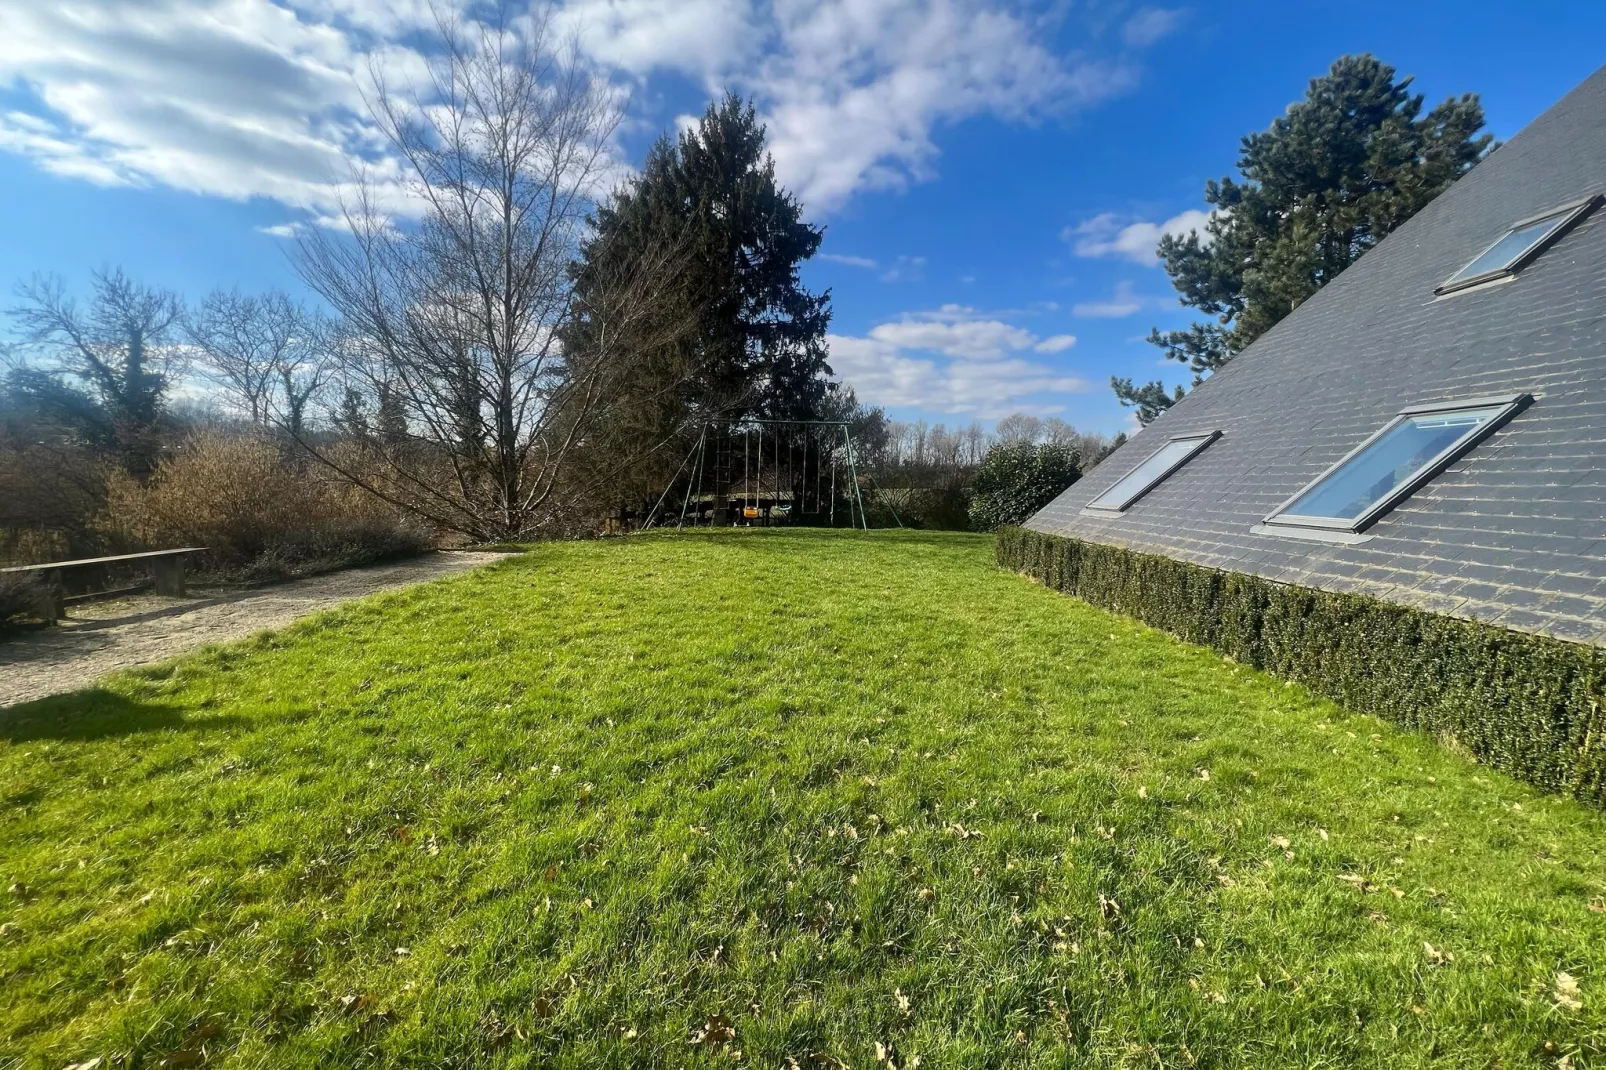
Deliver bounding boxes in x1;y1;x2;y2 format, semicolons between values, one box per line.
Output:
642;419;896;531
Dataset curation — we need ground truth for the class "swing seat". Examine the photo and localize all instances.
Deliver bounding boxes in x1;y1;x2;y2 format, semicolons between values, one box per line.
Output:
743;506;761;519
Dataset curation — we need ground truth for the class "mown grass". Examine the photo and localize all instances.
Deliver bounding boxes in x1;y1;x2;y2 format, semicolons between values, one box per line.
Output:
1;529;1603;1068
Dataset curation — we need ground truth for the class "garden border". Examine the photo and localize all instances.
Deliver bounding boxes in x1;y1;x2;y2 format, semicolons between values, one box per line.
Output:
997;525;1606;805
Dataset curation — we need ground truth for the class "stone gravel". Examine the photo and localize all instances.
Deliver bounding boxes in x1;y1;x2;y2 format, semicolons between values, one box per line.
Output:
0;551;510;708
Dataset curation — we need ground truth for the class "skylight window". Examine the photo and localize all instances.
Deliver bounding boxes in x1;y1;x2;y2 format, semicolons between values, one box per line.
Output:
1085;432;1220;513
1435;195;1601;295
1262;395;1530;534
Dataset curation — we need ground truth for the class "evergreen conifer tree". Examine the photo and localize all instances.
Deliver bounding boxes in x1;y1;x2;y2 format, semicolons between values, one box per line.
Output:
1115;55;1491;422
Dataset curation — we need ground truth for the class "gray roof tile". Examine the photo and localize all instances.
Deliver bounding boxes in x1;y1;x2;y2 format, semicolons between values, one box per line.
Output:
1029;65;1606;646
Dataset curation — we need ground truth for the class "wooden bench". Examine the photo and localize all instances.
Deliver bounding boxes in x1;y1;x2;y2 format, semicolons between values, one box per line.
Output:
2;548;208;623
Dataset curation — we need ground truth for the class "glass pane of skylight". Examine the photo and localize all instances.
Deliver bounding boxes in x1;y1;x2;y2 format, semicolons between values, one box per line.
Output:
1277;405;1506;523
1087;435;1213;511
1444;213;1569;285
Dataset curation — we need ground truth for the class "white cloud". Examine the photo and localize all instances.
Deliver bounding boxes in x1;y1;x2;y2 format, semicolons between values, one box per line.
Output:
256;222;302;238
0;0;1160;221
0;0;424;218
1121;7;1185;48
1072;279;1149;318
555;0;760;82
829;305;1086;416
1067;208;1212;264
878;254;926;283
819;252;879;268
918;302;979;322
748;0;1135;211
869;318;1035;359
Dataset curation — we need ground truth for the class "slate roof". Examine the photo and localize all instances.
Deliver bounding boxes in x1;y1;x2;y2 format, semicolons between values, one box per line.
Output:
1028;65;1606;647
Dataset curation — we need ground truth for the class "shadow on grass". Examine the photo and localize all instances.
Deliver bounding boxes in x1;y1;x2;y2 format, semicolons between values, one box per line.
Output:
0;690;248;743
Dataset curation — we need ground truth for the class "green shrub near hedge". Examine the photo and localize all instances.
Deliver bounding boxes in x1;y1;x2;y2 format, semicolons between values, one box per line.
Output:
997;525;1606;805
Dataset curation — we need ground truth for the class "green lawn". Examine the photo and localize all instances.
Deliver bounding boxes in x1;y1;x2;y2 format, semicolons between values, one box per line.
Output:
2;530;1603;1068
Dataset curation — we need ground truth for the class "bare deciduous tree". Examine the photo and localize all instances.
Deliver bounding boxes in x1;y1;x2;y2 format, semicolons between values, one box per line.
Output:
184;289;336;436
295;3;696;540
7;268;184;477
993;413;1043;446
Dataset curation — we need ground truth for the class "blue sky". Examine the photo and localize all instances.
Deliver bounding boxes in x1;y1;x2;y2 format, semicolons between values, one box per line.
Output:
1;1;1602;435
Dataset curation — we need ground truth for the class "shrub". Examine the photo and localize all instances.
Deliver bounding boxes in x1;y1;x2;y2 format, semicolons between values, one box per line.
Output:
102;433;433;581
0;443;109;566
867;485;971;530
968;443;1080;531
0;571;48;632
997;526;1606;806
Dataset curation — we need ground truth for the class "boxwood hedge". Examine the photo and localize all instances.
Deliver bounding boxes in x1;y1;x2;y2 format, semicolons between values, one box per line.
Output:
997;525;1606;805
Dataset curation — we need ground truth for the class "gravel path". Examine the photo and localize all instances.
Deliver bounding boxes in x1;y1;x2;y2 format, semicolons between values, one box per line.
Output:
0;551;511;708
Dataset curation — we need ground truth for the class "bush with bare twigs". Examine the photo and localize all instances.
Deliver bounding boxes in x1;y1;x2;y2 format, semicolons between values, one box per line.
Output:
101;433;431;582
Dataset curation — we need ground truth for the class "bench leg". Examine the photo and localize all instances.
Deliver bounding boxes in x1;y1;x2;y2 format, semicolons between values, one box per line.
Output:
150;557;186;597
34;568;65;623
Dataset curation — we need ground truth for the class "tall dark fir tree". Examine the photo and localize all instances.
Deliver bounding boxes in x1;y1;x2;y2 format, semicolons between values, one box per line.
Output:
567;93;832;427
1115;54;1492;422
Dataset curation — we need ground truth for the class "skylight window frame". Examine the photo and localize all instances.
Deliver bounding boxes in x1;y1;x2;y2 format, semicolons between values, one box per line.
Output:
1082;430;1221;515
1434;195;1602;296
1260;394;1531;535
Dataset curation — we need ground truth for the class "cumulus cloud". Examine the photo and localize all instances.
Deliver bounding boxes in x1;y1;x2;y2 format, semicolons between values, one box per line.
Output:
748;0;1135;211
0;0;424;217
0;0;1164;223
1067;208;1212;264
829;306;1085;416
1121;7;1185;48
869;318;1036;359
555;0;760;82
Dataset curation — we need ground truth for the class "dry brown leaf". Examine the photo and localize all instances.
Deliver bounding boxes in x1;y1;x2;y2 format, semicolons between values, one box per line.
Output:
690;1013;736;1045
1555;971;1583;1012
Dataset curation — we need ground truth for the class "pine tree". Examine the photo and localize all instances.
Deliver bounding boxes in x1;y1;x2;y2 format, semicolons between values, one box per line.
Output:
568;93;832;424
1116;54;1491;422
1108;378;1183;426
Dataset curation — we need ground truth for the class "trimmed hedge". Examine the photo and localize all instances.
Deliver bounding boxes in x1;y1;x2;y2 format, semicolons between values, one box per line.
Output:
997;525;1606;805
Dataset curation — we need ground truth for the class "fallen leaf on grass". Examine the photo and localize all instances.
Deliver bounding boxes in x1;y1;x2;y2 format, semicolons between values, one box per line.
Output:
158;1023;222;1068
690;1014;735;1045
873;1041;920;1069
1555;971;1583;1012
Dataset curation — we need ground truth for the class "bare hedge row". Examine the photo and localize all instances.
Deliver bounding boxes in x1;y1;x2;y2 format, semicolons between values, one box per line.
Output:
997;526;1606;806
